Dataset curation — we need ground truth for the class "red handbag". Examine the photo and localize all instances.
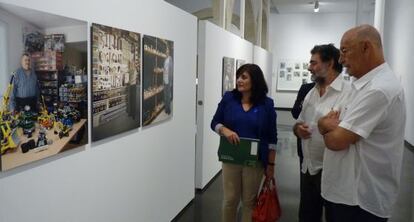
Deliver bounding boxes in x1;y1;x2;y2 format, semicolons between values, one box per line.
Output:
252;177;281;222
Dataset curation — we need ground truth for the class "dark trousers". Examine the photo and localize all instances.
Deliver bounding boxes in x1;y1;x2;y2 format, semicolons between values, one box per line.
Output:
15;96;37;112
299;171;323;222
325;200;388;222
297;137;303;165
164;83;171;114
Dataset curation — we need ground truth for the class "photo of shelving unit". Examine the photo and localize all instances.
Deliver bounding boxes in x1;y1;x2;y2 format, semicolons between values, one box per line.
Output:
222;57;235;95
31;51;63;106
142;35;174;127
91;23;141;141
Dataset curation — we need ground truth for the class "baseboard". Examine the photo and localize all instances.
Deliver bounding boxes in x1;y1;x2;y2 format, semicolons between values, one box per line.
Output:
196;169;222;194
170;198;194;222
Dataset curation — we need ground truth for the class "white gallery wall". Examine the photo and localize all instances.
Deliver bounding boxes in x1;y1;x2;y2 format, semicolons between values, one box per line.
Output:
196;20;254;189
383;0;414;145
253;45;273;90
0;1;197;222
269;12;355;109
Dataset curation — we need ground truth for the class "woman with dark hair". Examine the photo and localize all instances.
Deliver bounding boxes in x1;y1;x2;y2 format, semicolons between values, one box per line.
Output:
211;63;278;222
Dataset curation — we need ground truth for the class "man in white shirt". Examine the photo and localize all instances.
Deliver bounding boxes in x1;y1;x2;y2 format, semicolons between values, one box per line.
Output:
163;44;173;114
293;44;350;222
318;25;406;222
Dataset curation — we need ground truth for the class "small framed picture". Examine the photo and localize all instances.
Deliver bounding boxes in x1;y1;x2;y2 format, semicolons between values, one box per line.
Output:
294;71;300;77
279;70;285;78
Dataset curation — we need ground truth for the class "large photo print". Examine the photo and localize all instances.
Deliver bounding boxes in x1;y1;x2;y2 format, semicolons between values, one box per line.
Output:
0;3;88;171
142;35;174;127
222;57;235;95
91;23;141;141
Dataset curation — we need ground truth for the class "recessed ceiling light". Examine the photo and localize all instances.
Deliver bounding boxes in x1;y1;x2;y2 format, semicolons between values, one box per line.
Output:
314;1;320;13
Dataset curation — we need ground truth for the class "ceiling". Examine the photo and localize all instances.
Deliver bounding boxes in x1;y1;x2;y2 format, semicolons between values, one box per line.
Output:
0;3;86;29
270;0;376;14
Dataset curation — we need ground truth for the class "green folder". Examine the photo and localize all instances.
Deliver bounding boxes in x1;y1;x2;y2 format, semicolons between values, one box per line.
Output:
218;136;261;167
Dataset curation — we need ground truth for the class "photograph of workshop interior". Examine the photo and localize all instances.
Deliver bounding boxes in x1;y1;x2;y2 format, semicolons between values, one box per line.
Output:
91;23;141;141
0;3;88;171
142;35;173;127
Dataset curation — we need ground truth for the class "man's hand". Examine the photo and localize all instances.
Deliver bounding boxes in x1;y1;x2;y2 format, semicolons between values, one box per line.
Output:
293;122;312;139
220;127;240;145
318;110;340;135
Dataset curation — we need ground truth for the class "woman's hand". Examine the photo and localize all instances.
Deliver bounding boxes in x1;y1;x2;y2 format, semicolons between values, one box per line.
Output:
266;149;276;178
265;164;274;178
220;127;240;145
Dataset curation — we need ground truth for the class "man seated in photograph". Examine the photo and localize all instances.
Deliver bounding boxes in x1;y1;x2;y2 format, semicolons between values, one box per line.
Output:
10;53;39;112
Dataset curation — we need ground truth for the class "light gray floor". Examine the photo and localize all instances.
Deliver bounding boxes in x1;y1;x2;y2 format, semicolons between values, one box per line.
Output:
174;125;414;222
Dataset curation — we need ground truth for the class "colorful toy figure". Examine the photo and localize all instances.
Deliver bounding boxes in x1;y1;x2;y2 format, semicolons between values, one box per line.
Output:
19;106;35;138
37;96;54;129
36;128;48;147
0;122;20;154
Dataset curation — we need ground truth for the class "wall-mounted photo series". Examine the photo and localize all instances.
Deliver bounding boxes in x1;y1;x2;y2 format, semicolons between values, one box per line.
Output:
236;59;245;70
222;57;235;95
142;35;174;127
276;60;311;91
0;3;88;171
91;23;141;141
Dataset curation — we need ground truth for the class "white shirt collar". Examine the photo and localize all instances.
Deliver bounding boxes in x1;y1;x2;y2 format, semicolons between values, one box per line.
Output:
315;73;344;92
352;63;388;90
329;73;345;92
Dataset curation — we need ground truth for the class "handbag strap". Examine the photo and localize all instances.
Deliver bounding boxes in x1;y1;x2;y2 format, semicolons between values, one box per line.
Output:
256;175;266;197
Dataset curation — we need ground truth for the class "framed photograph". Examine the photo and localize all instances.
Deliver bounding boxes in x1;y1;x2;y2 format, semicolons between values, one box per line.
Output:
0;4;88;171
236;59;245;70
294;71;300;77
222;57;235;95
294;63;300;70
280;62;286;69
142;35;174;127
302;62;309;70
91;23;141;141
302;71;309;77
279;70;285;78
286;74;292;81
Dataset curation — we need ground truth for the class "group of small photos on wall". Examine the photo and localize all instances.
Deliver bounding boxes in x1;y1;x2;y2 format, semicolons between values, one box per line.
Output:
276;59;352;92
276;60;311;91
0;3;174;171
222;57;245;95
